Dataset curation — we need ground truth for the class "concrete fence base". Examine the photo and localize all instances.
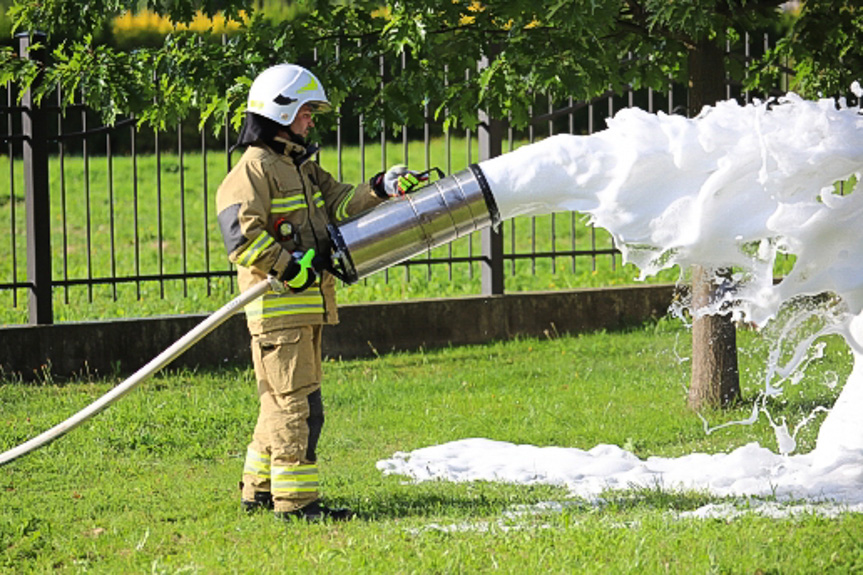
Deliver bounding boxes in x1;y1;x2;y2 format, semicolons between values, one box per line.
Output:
0;285;676;380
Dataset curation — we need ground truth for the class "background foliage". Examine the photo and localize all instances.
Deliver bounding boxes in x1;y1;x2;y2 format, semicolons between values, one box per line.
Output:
1;1;860;137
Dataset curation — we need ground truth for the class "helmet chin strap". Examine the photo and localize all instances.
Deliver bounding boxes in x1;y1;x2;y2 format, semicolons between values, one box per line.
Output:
282;127;308;147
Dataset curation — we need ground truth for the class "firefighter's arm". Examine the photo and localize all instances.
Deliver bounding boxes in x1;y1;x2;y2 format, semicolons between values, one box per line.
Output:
216;160;293;279
311;163;385;223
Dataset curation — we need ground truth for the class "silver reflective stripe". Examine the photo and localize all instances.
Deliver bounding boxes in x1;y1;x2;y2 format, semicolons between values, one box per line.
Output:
272;464;319;494
272;195;307;213
336;189;356;221
237;232;275;267
313;191;325;208
243;448;271;479
245;291;324;320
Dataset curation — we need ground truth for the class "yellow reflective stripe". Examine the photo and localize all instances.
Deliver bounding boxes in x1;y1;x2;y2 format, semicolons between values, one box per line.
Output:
272;195;307;213
272;464;319;494
245;291;325;320
336;189;355;221
237;232;275;267
312;191;324;208
243;448;271;479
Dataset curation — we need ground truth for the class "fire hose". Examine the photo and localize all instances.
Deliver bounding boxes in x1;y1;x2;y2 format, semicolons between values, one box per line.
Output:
0;277;277;467
1;163;500;467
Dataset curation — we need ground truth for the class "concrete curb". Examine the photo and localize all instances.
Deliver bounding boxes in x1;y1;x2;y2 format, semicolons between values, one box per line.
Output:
0;285;676;380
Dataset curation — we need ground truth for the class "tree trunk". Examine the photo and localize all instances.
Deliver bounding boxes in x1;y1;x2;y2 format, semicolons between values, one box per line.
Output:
689;266;741;407
687;39;741;409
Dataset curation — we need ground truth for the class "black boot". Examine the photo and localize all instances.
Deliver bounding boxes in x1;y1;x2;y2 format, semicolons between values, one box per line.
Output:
275;500;355;522
242;491;274;514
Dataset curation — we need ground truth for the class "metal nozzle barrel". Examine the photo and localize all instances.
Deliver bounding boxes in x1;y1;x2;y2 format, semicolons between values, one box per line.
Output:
328;164;499;284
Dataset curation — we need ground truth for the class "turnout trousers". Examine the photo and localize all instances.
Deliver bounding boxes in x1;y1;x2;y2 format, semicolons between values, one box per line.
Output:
241;325;324;513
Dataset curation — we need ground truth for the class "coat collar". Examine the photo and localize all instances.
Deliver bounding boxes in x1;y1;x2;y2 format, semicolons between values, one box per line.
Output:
276;137;319;166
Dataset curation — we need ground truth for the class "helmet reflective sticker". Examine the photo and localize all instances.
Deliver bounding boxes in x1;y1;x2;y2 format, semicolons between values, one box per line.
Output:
297;78;319;94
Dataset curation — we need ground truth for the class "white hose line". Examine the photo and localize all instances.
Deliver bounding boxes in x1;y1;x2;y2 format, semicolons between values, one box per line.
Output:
0;278;276;467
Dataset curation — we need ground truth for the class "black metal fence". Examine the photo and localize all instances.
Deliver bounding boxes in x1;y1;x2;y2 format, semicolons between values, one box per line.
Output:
1;31;778;326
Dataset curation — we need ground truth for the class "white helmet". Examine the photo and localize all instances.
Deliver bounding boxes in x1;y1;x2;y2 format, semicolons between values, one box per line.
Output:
246;64;332;126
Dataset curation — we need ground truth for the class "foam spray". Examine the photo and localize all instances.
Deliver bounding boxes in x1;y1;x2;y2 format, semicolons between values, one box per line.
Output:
378;90;863;507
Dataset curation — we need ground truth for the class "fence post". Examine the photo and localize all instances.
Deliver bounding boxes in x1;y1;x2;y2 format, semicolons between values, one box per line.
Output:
478;55;504;296
18;31;52;325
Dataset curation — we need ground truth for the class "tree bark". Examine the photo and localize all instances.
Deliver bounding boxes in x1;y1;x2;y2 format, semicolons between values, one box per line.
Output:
689;266;741;407
687;38;741;409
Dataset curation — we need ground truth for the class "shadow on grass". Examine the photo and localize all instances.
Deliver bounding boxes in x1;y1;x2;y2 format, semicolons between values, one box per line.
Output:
596;485;717;513
355;482;568;520
347;480;720;522
764;394;840;415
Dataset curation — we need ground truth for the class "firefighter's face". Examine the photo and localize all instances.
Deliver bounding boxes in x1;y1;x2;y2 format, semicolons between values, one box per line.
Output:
289;105;315;138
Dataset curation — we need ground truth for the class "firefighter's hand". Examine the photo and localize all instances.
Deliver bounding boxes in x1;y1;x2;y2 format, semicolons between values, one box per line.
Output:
372;165;428;198
280;249;317;293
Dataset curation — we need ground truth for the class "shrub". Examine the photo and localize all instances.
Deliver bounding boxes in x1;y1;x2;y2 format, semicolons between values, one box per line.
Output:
110;10;246;50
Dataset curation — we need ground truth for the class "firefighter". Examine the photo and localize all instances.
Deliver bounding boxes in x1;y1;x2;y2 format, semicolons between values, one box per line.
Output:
216;63;422;521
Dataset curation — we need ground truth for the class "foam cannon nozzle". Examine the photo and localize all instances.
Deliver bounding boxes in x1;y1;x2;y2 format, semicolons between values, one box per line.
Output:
328;164;500;284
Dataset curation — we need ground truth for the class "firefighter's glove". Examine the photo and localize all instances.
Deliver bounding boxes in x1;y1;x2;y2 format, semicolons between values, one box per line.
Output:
371;165;428;198
280;249;318;293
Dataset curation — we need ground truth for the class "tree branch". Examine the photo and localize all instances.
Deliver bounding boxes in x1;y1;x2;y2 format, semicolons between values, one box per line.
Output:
612;17;693;49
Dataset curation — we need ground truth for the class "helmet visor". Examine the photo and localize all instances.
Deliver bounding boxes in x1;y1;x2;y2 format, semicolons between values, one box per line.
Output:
305;99;332;114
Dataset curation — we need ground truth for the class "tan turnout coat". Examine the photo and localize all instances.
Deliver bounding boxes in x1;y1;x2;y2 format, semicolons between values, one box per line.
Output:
216;139;383;335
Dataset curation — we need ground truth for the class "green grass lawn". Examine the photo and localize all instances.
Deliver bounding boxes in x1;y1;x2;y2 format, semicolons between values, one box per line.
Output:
1;318;858;573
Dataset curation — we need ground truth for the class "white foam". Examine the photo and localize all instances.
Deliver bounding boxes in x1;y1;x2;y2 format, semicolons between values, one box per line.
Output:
482;96;863;328
378;93;863;506
377;435;863;505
